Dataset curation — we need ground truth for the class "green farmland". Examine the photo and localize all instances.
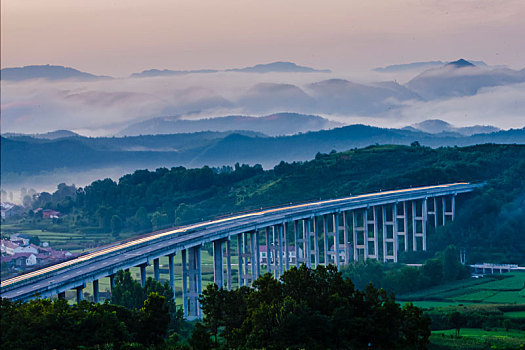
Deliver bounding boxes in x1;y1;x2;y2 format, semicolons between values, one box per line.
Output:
399;271;525;307
429;328;525;349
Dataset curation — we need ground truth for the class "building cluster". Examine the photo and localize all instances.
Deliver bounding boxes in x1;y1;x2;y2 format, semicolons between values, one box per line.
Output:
1;202;25;219
1;234;72;269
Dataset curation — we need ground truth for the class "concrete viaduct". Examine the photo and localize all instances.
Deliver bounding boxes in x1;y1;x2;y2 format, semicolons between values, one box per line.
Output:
0;183;479;319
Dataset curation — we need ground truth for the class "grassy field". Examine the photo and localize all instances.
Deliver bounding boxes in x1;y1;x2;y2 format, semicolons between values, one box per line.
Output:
429;328;525;349
399;272;525;306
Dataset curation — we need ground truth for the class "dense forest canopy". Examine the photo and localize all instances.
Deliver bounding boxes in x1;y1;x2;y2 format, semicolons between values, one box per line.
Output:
23;143;525;263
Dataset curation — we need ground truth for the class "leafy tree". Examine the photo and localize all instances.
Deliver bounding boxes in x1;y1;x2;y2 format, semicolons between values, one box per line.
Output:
442;245;462;281
189;322;213;350
111;215;123;237
140;292;170;345
110;270;144;309
29;235;40;246
151;211;170;229
448;311;464;337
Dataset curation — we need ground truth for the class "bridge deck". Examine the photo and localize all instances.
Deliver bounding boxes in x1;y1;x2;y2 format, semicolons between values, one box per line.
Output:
0;182;479;300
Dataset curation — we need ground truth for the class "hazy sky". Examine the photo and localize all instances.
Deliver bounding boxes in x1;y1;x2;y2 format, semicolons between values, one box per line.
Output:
2;0;524;76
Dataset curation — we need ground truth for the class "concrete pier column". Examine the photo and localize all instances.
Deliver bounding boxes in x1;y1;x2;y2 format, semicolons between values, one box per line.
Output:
140;263;148;287
294;220;300;267
323;215;329;265
109;274;115;293
313;216;320;267
284;223;290;270
433;197;438;227
251;232;258;281
168;253;176;301
181;250;188;318
265;227;271;273
237;234;244;286
255;231;261;277
423;199;428;251
153;258;160;281
372;208;378;259
393;204;399;262
382;206;388;262
352;211;358;261
304;219;311;268
333;213;340;269
278;224;285;276
412;201;417;251
451;195;456;221
343;212;350;265
93;279;99;303
185;246;202;320
58;291;66;300
243;233;250;284
442;197;447;225
226;239;232;290
363;209;369;260
76;285;84;303
213;240;224;288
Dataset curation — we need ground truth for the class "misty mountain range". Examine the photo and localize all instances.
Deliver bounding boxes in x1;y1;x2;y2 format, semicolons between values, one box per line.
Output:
373;59;490;73
117;113;340;137
3;121;524;179
1;62;331;81
1;59;524;137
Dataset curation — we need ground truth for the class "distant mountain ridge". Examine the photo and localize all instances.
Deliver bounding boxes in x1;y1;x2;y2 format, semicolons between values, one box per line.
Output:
225;61;331;73
117;113;340;136
131;61;331;78
404;119;500;136
3;123;524;177
373;59;488;73
0;65;111;81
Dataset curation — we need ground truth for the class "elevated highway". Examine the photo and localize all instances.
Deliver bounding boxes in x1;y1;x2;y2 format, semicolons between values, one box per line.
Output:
0;182;480;319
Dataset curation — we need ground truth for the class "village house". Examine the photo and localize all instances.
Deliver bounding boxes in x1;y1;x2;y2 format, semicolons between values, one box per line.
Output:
259;245;303;266
42;209;62;219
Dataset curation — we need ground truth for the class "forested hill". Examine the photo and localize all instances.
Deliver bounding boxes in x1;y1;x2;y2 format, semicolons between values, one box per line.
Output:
30;144;525;264
2;125;525;175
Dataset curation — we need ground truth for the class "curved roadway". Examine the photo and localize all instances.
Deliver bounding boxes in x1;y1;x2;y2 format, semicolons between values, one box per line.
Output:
0;182;479;300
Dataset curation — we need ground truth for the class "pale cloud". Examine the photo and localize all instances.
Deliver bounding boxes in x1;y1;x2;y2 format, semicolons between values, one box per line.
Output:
391;83;525;129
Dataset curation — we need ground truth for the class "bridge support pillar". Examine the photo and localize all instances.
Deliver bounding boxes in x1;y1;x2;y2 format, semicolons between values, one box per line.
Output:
278;225;284;277
213;239;225;288
333;213;341;269
352;210;367;261
382;205;398;262
93;279;99;303
312;217;319;267
182;246;202;320
58;291;66;300
265;227;272;273
109;274;115;293
255;231;261;277
294;220;300;267
323;215;329;265
303;219;311;269
396;202;409;252
412;200;428;251
367;207;378;260
76;284;85;303
153;258;160;281
225;239;232;290
237;234;244;286
283;223;290;270
168;253;176;302
343;211;350;264
140;263;147;287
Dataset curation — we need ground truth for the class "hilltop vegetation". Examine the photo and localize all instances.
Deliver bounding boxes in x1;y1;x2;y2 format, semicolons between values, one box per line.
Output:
7;143;525;264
